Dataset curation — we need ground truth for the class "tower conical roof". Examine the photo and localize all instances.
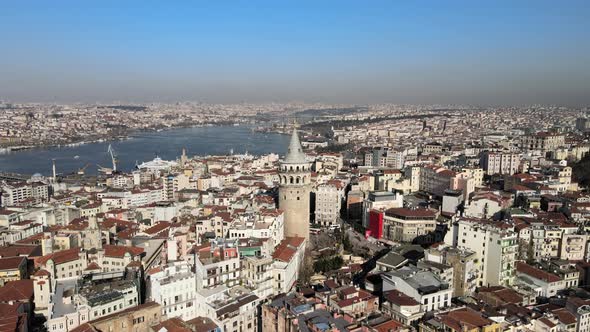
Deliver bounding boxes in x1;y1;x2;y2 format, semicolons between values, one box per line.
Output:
284;128;307;163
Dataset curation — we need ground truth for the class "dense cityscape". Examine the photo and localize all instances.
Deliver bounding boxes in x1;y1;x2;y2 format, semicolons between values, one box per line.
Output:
2;1;590;332
0;104;589;331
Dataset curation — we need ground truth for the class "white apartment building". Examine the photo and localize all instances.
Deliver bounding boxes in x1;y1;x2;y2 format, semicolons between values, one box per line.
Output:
314;181;345;226
515;262;565;298
522;132;565;151
195;285;259;332
96;187;165;208
447;218;517;287
382;208;438;243
1;183;30;207
418;165;456;197
36;248;88;280
227;210;284;249
459;168;484;188
272;237;305;294
561;233;587;261
382;266;452;312
479;151;521;175
194;240;241;291
147;261;198;320
243;256;274;300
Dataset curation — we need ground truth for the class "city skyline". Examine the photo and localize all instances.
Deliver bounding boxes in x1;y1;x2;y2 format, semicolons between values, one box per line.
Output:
1;1;589;105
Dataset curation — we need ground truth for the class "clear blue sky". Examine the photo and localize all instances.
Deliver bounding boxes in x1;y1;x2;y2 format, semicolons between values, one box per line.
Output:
1;1;589;105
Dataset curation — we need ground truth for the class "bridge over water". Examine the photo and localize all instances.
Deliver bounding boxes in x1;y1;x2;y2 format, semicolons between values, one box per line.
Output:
0;172;31;181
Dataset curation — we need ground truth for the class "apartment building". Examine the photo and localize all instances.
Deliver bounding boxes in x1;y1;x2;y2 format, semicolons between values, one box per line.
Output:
364;148;404;169
35;248;88;280
419;165;456;197
194;239;241;291
447;218;518;287
515;262;565;298
479;151;521;175
382;265;453;312
362;191;403;228
84;301;163;332
0;256;28;286
242;256;274;300
1;182;49;207
272;237;305;294
195;286;259;332
522;132;565;151
424;245;478;297
382;208;438;243
147;260;198;321
314;181;345;226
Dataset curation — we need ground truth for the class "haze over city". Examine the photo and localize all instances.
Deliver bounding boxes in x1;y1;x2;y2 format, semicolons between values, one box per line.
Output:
1;0;589;105
3;2;590;332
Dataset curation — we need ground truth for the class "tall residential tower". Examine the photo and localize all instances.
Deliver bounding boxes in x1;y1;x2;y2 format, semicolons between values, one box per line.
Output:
279;128;312;240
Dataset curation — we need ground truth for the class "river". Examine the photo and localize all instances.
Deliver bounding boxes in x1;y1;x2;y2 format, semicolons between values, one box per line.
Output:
0;126;290;176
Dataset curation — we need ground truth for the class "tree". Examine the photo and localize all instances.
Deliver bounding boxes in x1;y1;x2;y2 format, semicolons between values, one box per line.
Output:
298;250;314;285
313;255;344;273
573;153;590;188
342;234;352;252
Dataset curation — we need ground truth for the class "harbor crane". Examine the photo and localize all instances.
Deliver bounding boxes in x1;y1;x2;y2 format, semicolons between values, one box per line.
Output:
98;144;118;174
77;163;91;175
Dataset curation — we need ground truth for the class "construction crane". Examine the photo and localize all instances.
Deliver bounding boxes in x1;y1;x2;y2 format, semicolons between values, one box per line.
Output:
98;144;118;175
77;163;91;175
108;144;117;172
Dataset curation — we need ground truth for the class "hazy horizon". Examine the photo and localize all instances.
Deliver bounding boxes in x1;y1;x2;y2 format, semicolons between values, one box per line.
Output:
1;1;589;106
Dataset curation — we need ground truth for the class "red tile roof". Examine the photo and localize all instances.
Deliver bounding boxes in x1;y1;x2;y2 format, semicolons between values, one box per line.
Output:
272;237;305;263
36;248;81;266
384;290;420;306
552;308;577;325
152;317;193;332
385;207;437;218
0;244;41;258
373;320;403;332
103;245;144;258
439;308;494;330
0;257;26;271
33;269;51;277
0;280;34;302
144;222;171;235
516;262;561;283
70;323;97;332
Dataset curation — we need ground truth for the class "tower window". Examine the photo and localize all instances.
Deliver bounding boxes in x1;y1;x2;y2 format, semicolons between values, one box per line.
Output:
297;197;300;200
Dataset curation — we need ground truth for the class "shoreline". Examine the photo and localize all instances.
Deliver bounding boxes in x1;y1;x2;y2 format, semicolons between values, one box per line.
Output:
0;121;260;153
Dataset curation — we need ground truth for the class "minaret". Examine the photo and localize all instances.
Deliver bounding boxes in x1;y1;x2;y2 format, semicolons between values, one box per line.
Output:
180;147;188;167
279;128;312;240
84;216;102;250
52;159;56;182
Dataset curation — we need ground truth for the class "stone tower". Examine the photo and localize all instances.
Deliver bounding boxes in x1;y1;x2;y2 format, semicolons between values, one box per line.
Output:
279;128;312;240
